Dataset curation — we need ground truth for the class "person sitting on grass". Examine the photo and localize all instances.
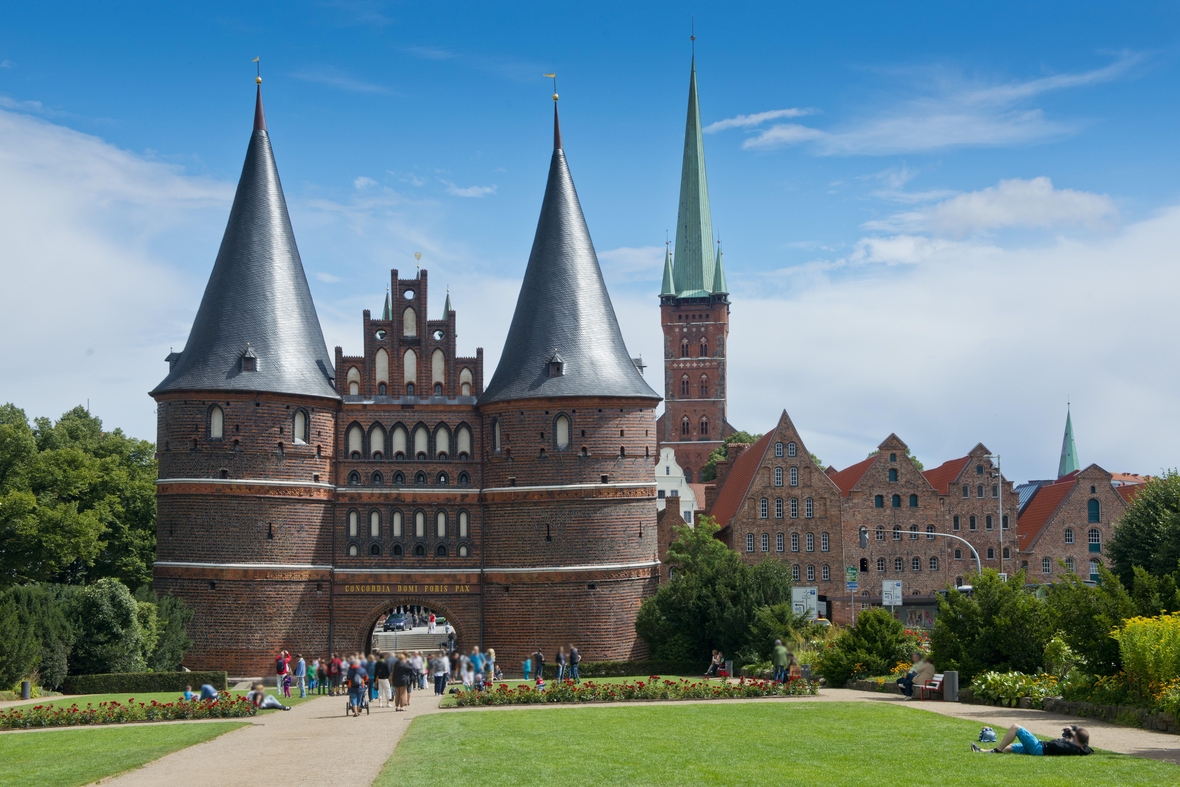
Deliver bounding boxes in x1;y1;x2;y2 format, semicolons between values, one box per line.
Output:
535;674;545;692
973;724;1092;756
199;684;219;701
246;682;290;710
183;685;195;701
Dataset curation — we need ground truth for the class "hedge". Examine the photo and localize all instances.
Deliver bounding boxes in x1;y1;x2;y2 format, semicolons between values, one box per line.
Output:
455;676;820;707
63;671;228;695
534;660;702;680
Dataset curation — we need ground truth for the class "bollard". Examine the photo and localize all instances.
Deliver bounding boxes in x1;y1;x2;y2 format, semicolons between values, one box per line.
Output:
943;671;959;702
21;680;31;700
801;664;811;681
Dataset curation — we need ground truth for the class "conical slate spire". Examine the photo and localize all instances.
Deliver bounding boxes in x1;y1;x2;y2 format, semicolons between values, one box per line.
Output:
153;86;338;400
660;244;675;296
712;242;728;294
480;105;658;405
672;58;721;297
382;287;392;320
1058;405;1079;478
443;288;452;315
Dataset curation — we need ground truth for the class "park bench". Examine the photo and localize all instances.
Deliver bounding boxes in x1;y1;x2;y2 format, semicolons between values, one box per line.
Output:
917;674;944;701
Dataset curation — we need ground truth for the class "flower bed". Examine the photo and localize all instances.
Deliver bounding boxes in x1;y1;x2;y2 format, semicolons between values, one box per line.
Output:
453;676;819;707
0;695;257;729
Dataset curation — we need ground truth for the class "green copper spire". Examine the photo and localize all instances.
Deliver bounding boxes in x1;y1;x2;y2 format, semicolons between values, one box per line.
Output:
1058;405;1079;478
660;244;675;296
712;241;728;294
672;58;718;297
443;288;452;315
381;287;392;320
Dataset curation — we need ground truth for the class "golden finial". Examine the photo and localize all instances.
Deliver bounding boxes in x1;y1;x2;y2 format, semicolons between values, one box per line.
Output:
253;56;261;84
544;73;557;101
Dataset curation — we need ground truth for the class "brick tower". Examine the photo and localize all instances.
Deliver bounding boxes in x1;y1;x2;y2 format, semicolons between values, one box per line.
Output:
656;57;732;483
477;100;662;663
151;83;339;674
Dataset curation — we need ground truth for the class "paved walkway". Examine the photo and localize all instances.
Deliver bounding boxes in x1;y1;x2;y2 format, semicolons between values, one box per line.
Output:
14;685;1167;784
93;692;437;787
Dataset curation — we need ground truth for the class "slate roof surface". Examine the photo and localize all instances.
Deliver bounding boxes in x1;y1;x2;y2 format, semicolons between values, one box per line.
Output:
480;106;659;405
152;87;337;400
708;432;775;528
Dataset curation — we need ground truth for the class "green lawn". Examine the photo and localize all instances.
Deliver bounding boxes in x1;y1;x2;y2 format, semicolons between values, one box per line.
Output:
380;702;1177;786
0;721;247;787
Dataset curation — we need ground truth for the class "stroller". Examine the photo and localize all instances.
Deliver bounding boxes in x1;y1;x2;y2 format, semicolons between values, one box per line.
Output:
344;676;370;716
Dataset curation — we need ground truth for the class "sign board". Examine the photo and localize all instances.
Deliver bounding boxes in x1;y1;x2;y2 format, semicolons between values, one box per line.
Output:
845;566;859;591
791;586;819;620
882;580;903;606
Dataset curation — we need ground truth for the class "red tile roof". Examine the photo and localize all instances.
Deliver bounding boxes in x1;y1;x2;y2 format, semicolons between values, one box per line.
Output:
1116;484;1142;505
687;483;708;508
923;456;970;495
708;432;775;528
828;455;877;497
1017;479;1074;551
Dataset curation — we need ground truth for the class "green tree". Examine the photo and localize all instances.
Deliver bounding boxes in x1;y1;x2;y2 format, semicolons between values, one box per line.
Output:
635;517;792;663
1109;472;1180;586
698;431;763;482
135;586;193;671
68;578;146;675
0;591;40;689
0;405;156;589
1044;564;1136;676
7;584;74;689
929;569;1050;682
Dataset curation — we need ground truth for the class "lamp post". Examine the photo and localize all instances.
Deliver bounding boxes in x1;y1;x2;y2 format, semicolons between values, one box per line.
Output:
987;454;1005;576
860;526;982;589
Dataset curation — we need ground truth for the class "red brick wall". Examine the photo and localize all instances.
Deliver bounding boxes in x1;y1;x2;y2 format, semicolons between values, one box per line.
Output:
1020;466;1126;582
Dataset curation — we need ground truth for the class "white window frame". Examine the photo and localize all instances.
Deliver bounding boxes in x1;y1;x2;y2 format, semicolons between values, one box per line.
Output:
746;533;755;552
789;467;799;486
759;498;769;518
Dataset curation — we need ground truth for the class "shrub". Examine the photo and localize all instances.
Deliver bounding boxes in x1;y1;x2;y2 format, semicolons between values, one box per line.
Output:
68;578;145;675
63;670;228;695
1114;612;1180;693
453;675;819;707
7;584;73;689
815;608;909;686
0;695;253;729
0;592;39;689
930;569;1050;682
971;671;1060;706
535;660;701;680
1044;566;1135;676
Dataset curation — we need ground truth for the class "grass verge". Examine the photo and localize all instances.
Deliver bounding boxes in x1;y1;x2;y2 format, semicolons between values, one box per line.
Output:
0;721;247;787
380;701;1176;786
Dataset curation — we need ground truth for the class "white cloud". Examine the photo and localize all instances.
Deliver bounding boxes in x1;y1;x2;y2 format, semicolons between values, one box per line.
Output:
440;180;496;198
597;246;665;282
704;108;817;133
353;176;377;189
0;107;233;438
863;177;1118;236
316;271;342;283
291;66;390;94
0;60;12;68
741;53;1141;155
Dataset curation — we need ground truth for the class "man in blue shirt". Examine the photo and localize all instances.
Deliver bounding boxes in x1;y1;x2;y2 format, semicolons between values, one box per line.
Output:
294;654;307;698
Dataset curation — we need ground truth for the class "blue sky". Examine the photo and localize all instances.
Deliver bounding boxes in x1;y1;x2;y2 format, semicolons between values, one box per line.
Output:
2;1;1179;484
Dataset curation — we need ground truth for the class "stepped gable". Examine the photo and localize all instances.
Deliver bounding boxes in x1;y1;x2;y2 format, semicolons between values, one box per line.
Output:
152;85;338;400
480;103;658;405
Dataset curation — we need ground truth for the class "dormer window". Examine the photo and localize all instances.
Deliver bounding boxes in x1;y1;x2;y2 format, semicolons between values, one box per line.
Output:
547;349;565;378
241;344;257;372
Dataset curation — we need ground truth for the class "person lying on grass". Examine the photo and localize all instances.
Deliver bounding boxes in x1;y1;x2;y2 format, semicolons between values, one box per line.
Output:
246;682;291;711
972;724;1092;756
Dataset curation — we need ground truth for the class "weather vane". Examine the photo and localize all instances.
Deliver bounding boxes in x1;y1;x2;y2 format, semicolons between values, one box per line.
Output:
414;251;422;275
544;72;557;101
253;56;261;84
691;16;696;56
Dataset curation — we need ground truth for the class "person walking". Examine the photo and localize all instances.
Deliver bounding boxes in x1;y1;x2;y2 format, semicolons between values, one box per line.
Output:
772;639;789;683
328;653;342;696
485;649;496;684
375;651;392;708
523;656;532;682
433;649;450;696
294;654;307;698
275;649;290;692
392;652;411;711
568;645;581;683
429;612;437;634
346;656;368;717
555;647;567;682
316;657;328;695
533;649;545;683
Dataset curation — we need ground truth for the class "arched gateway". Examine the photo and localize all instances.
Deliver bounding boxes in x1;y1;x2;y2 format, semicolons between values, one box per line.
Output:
151;84;660;678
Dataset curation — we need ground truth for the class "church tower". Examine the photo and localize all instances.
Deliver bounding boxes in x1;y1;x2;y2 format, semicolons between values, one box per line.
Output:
656;57;732;483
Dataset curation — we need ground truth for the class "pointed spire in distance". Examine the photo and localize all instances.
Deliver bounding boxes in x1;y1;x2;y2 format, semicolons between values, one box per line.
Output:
1058;404;1079;478
712;241;728;294
553;101;562;151
443;287;452;315
480;105;658;405
153;82;336;400
660;244;676;296
672;57;716;298
382;287;392;320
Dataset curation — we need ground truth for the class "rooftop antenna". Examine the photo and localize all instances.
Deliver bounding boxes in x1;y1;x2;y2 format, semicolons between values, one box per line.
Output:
253;56;261;84
691;16;696;58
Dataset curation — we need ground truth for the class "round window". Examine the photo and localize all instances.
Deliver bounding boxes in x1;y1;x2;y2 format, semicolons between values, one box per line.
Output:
403;289;415;300
433;329;445;341
375;330;386;340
